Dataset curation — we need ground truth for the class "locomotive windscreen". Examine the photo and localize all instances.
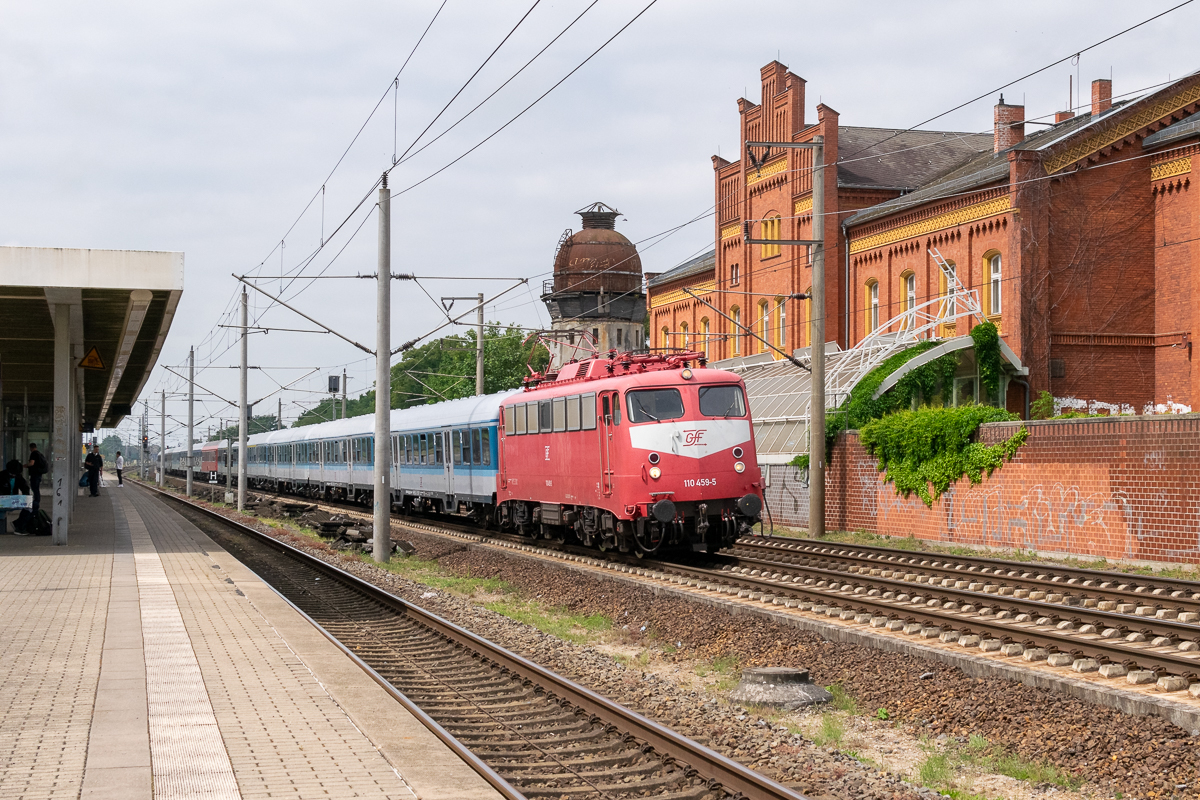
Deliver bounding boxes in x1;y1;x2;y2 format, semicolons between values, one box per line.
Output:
626;389;685;423
698;385;747;417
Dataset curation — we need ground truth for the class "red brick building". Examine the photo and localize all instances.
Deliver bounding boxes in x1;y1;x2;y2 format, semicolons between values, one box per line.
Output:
649;62;1200;413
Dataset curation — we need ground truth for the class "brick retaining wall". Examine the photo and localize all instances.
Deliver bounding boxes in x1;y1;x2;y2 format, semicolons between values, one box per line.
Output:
762;415;1200;564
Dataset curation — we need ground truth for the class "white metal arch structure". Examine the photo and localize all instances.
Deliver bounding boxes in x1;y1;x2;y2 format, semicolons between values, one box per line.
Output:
727;248;984;463
818;247;982;408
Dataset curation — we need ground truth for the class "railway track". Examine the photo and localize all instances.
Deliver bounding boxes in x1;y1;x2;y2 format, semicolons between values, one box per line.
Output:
159;476;1200;683
143;483;807;800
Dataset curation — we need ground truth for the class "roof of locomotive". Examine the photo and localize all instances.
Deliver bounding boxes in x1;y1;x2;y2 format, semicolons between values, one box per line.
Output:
504;353;745;402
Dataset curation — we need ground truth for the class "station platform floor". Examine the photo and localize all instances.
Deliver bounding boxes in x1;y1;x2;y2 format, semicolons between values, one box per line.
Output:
0;482;504;800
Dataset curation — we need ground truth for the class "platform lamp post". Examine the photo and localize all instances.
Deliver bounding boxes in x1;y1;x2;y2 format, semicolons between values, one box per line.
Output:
743;136;826;537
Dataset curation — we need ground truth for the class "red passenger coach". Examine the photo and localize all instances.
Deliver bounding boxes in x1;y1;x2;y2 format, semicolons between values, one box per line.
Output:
497;351;763;555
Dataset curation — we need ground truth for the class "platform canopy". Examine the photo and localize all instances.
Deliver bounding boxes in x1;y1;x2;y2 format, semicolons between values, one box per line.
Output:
0;247;184;430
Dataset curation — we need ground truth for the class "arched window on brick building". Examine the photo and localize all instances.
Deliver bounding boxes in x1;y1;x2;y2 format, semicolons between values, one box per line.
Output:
983;252;1002;320
865;280;880;336
761;216;781;259
701;318;710;358
661;325;670;351
759;300;770;353
777;297;786;351
680;321;689;350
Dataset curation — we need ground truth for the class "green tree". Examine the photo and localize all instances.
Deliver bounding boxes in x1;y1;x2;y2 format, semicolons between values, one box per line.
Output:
208;415;281;441
98;434;124;461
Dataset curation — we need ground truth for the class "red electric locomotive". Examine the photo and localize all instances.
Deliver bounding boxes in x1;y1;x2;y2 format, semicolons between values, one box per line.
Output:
496;350;763;555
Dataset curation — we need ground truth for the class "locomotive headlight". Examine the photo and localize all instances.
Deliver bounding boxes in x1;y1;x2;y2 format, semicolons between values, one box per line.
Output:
649;466;662;480
734;461;746;473
681;368;693;380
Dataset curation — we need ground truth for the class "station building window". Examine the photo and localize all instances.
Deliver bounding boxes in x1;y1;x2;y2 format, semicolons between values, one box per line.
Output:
731;307;741;354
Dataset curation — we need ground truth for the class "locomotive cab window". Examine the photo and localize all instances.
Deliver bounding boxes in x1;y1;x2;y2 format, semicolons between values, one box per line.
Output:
699;385;747;417
626;389;683;423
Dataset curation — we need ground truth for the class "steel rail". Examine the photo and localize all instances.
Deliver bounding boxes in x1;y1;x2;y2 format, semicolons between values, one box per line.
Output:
749;536;1200;597
731;538;1200;616
141;483;808;800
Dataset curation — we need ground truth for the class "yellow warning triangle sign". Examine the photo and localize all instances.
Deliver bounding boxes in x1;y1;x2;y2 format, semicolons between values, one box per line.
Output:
79;347;106;370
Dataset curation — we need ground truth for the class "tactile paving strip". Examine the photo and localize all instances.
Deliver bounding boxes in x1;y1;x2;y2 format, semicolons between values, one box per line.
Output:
124;498;242;799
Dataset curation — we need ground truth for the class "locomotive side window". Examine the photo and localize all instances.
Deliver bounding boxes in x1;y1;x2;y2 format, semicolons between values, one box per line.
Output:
538;400;553;433
472;429;482;464
526;403;538;435
566;395;581;431
514;403;526;434
581;393;597;430
452;430;463;464
552;397;566;432
481;429;491;465
503;406;514;435
626;389;684;423
699;385;747;417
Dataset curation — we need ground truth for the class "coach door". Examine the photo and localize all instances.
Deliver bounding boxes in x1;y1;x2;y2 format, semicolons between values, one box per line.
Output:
442;430;455;503
600;392;618;497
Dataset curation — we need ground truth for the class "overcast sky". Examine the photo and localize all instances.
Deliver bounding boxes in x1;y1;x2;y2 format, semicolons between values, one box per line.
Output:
2;0;1196;445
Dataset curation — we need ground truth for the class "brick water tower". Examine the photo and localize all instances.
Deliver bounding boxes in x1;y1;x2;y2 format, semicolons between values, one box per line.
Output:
541;202;646;365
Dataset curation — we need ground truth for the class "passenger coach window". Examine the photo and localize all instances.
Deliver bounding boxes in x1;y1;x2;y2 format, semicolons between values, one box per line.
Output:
627;389;685;423
699;385;747;417
472;429;482;464
481;429;491;465
581;393;597;430
552;398;566;432
452;430;463;465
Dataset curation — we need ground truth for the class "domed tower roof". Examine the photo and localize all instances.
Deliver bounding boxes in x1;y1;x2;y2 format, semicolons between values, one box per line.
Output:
552;202;643;295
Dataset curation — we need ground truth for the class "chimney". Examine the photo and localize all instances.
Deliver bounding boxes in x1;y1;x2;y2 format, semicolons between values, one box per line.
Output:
1054;110;1076;123
994;95;1025;153
1091;79;1112;117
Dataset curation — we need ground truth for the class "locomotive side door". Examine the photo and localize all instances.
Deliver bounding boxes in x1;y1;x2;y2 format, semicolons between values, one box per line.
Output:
599;392;618;497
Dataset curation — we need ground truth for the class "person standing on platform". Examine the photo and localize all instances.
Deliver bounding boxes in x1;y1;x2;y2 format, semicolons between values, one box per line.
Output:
115;451;124;487
24;442;46;512
83;445;103;497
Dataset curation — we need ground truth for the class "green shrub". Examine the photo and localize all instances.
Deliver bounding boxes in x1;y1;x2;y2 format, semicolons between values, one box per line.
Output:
859;405;1026;506
1030;389;1055;420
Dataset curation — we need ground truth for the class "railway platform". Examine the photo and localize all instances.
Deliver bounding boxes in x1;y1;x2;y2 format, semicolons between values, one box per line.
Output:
0;484;504;800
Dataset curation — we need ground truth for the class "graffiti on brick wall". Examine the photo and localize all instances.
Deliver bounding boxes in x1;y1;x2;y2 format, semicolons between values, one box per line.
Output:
872;466;1194;561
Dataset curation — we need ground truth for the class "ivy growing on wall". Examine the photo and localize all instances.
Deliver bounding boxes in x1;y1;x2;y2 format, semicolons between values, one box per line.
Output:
859;406;1026;506
970;320;1003;402
788;322;1027;504
789;340;957;470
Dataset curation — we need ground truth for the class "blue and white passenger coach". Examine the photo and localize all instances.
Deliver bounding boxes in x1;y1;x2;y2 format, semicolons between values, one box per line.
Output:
167;391;515;521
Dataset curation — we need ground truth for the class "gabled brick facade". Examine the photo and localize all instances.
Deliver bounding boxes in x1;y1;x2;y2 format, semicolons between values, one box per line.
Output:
649;63;1200;414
